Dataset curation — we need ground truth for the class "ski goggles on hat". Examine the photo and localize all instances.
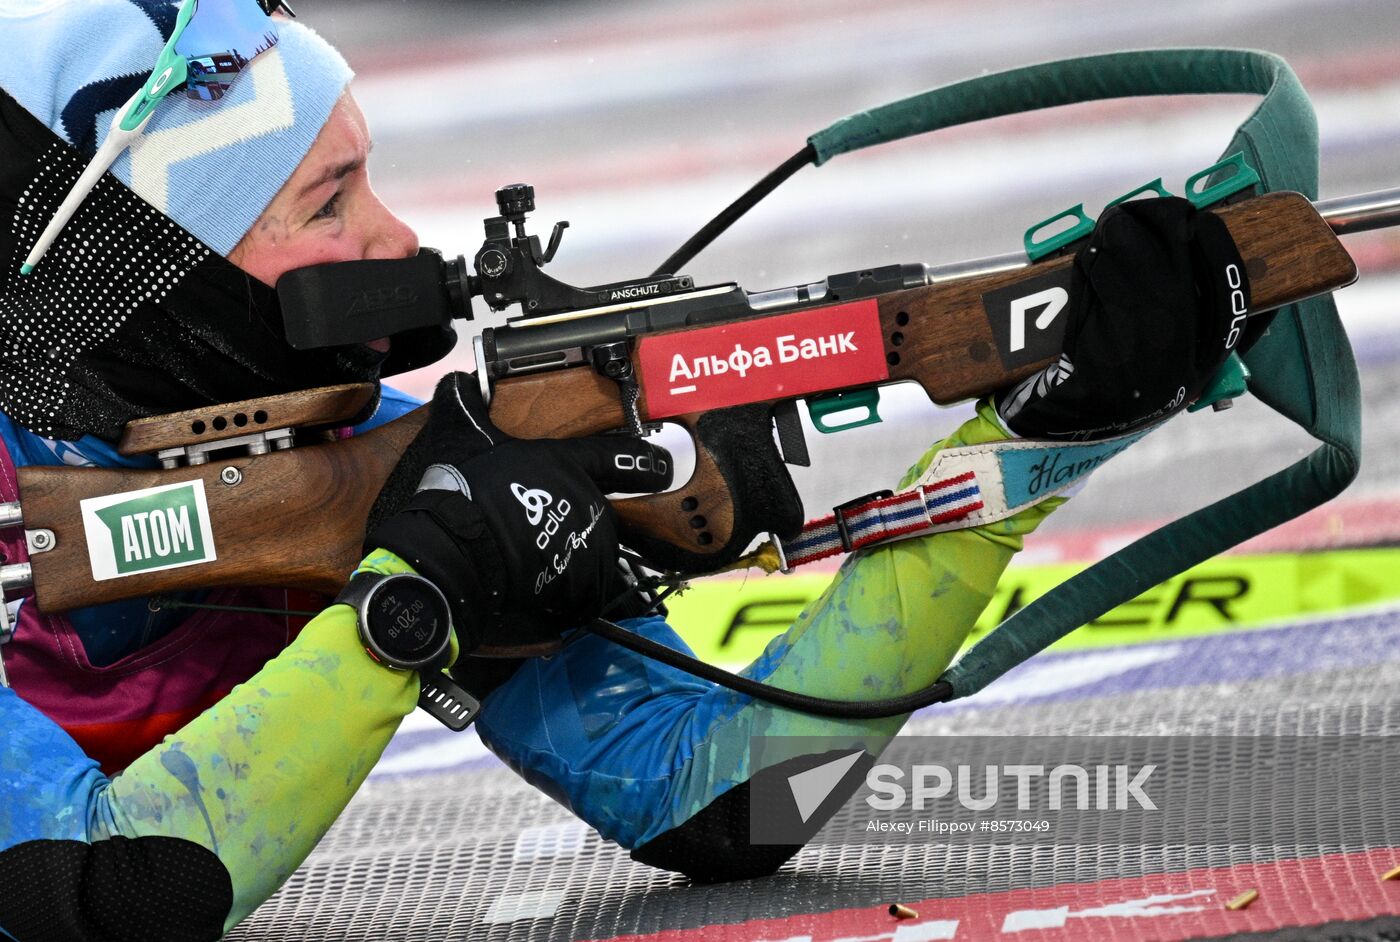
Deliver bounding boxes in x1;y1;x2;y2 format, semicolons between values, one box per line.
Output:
20;0;293;274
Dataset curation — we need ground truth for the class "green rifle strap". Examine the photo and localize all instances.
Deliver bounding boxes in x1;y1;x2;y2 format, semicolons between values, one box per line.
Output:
806;49;1358;698
811;48;1306;165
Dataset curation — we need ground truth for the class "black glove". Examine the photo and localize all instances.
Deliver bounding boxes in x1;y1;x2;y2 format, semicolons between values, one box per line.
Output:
997;196;1250;440
367;372;673;654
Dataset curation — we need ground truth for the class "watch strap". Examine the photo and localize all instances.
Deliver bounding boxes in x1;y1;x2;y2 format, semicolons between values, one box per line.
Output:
335;570;380;609
418;670;481;731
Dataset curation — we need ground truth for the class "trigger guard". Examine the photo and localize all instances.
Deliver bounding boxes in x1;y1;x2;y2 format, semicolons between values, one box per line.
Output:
623;403;803;574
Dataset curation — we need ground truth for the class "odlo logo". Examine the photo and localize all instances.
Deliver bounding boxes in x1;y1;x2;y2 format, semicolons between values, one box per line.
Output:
511;483;553;525
80;481;217;581
511;482;571;549
1223;263;1247;350
614;453;669;475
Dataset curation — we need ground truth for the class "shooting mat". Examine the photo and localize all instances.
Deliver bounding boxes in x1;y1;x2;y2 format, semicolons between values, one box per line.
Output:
228;596;1400;941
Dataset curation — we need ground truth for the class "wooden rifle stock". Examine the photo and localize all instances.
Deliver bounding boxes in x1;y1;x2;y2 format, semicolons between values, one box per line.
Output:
489;191;1356;570
16;191;1357;613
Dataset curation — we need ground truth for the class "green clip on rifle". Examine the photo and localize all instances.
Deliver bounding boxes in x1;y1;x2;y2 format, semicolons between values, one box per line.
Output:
0;49;1381;714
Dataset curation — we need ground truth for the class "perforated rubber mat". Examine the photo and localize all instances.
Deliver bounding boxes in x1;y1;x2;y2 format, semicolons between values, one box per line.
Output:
226;604;1400;941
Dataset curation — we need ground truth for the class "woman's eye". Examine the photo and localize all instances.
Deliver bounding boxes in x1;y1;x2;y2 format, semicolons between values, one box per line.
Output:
313;193;341;221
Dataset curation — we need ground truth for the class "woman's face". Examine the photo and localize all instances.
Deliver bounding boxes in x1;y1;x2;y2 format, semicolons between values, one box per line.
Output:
227;91;417;349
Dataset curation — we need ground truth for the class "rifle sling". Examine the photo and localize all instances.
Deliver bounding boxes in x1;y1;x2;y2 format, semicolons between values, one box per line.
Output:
855;50;1360;698
642;49;1359;711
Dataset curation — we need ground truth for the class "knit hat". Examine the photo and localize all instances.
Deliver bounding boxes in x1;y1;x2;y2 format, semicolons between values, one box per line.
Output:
0;0;434;440
0;0;353;256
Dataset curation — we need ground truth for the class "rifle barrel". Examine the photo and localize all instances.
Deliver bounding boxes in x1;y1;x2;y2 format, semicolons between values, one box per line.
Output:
920;251;1029;285
1316;187;1400;235
919;186;1400;287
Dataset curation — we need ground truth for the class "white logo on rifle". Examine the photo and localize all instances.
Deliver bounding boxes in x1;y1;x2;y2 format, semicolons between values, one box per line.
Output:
511;483;553;526
667;331;859;394
1009;286;1069;353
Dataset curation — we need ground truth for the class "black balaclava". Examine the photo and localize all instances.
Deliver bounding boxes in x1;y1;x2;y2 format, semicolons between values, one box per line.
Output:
0;86;399;442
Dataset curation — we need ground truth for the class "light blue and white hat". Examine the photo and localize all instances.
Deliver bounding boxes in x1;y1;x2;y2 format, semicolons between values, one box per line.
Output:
0;0;353;256
0;0;380;441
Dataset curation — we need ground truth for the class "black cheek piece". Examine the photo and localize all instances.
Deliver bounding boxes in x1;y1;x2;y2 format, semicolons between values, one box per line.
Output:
274;249;459;378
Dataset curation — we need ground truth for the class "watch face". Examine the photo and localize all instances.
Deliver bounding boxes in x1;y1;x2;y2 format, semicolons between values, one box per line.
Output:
367;575;449;666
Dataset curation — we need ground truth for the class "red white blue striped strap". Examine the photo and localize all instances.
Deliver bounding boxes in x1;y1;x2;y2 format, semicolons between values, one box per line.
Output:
777;471;984;569
773;424;1160;571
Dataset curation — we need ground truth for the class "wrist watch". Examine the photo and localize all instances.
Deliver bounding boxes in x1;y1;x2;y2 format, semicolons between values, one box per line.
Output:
335;571;481;731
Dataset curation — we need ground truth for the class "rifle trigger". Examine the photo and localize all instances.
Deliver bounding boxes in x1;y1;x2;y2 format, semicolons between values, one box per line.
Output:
773;400;810;467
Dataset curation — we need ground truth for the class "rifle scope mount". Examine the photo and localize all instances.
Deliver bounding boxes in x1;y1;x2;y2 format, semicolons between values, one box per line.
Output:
277;183;698;352
467;183;694;319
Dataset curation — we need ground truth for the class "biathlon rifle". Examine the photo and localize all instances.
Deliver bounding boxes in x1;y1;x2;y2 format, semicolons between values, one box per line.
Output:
0;164;1390;629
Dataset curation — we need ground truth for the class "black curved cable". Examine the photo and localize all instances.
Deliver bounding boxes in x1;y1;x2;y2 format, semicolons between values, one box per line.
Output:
586;617;955;718
650;144;817;277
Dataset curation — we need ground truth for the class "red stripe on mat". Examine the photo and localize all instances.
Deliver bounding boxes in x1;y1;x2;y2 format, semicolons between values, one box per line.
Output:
593;848;1400;941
